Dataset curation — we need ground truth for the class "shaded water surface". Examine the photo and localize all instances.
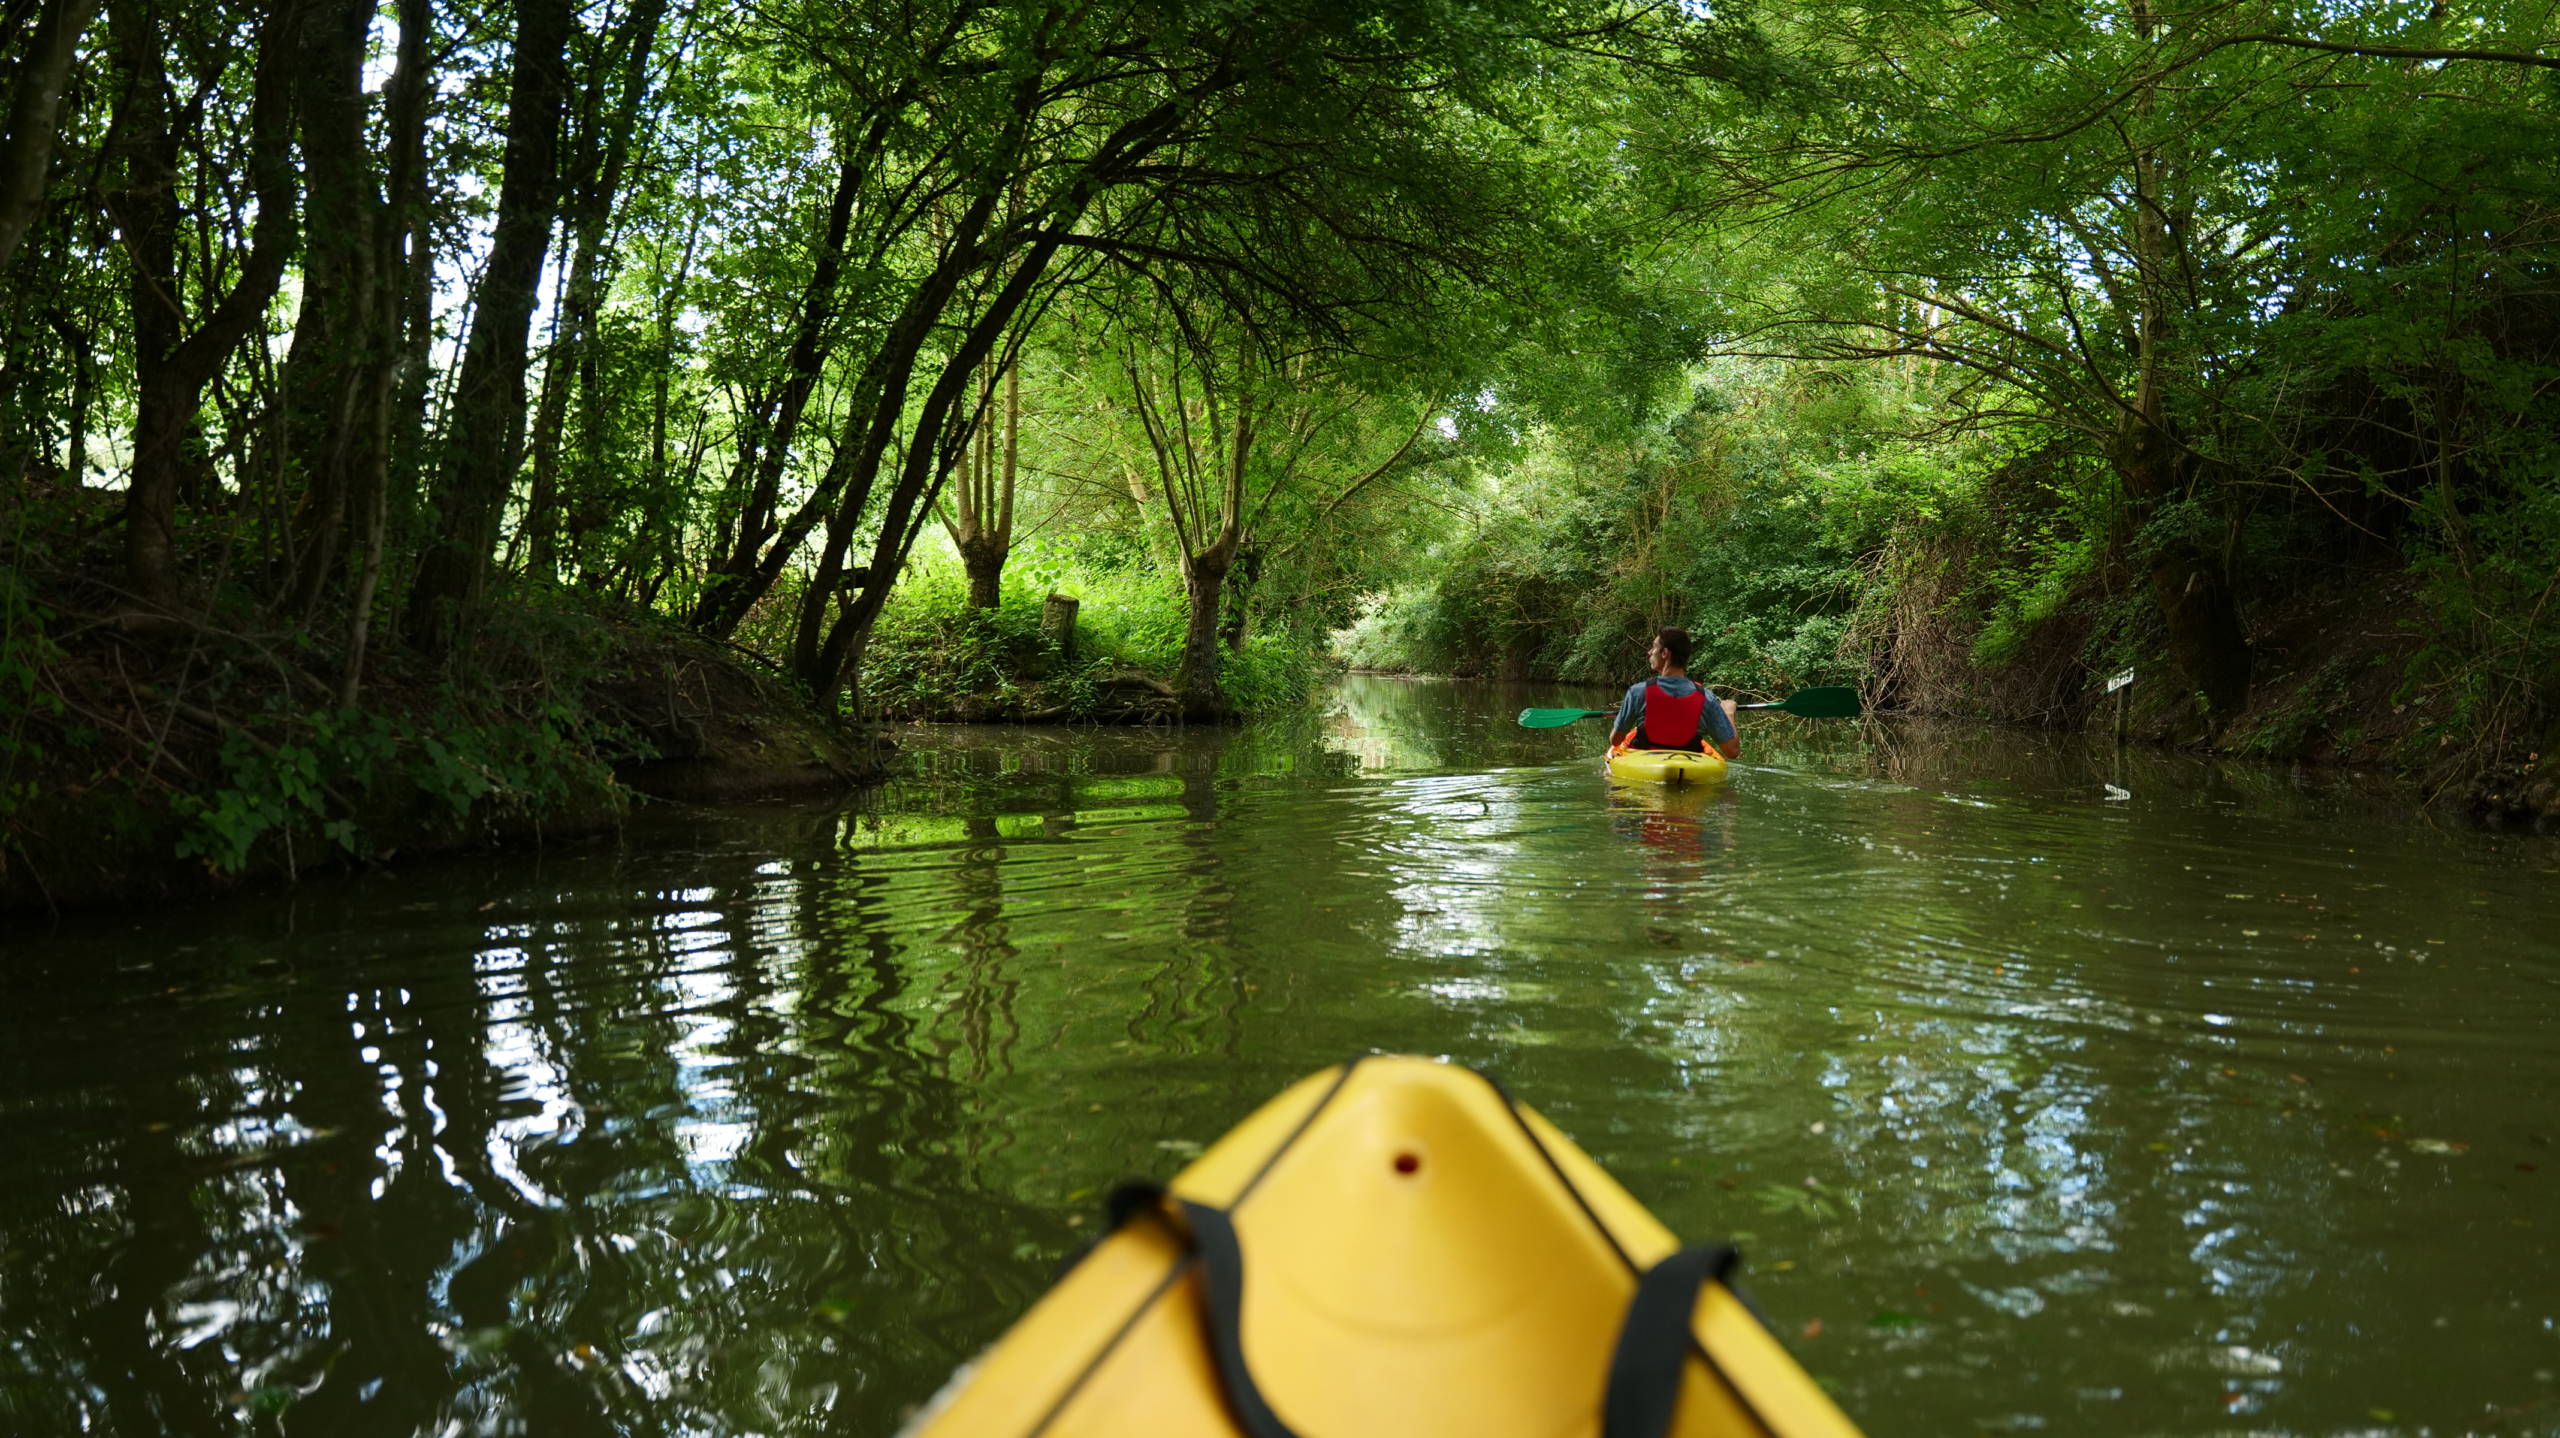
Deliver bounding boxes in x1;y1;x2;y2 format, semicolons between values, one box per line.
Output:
4;675;2557;1435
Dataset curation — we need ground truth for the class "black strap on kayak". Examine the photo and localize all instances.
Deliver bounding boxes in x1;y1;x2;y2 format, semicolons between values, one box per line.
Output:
1602;1243;1739;1438
1105;1180;1170;1234
1052;1188;1306;1437
1177;1198;1304;1438
1474;1067;1775;1438
1024;1060;1368;1438
1048;1179;1175;1281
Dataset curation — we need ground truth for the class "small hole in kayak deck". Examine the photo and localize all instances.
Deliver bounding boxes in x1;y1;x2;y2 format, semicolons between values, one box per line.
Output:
1393;1152;1421;1175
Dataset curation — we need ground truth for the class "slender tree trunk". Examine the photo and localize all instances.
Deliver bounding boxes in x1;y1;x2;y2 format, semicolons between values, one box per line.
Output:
47;312;93;482
0;0;102;276
1160;348;1251;718
340;0;431;705
111;0;298;605
624;187;700;595
688;143;865;634
525;0;664;581
404;0;574;651
384;0;437;527
518;255;576;575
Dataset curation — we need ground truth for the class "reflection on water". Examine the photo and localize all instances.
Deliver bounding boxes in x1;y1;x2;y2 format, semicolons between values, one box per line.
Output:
3;674;2557;1435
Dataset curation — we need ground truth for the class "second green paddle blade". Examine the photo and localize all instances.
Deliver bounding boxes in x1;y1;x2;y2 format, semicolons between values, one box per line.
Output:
1516;707;1612;729
1773;686;1861;718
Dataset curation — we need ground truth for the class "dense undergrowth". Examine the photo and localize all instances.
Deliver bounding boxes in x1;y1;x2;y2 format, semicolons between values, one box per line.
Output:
0;497;861;909
1;596;607;904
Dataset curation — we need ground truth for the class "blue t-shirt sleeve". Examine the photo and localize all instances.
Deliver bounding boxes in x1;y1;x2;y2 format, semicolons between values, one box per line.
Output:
1613;681;1646;735
1699;687;1738;746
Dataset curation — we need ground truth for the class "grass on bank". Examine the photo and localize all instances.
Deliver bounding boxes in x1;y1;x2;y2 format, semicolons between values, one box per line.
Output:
856;540;1324;722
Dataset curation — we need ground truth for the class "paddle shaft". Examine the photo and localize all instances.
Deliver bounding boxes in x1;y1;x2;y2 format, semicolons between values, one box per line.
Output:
1516;686;1858;728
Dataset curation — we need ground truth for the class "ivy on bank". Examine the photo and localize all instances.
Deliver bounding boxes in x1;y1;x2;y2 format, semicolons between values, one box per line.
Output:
167;702;614;876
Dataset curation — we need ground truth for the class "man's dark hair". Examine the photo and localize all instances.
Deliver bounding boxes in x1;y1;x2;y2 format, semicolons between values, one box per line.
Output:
1654;626;1693;667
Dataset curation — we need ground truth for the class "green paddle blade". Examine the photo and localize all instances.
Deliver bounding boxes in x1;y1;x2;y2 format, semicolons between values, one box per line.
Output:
1738;686;1862;718
1516;707;1616;729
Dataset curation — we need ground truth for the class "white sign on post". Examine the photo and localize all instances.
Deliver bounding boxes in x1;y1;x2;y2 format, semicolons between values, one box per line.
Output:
2104;667;2136;694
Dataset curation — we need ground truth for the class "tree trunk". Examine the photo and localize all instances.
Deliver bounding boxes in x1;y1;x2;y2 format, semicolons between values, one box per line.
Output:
403;0;574;651
1218;544;1258;650
382;0;437;541
688;141;865;635
281;0;417;628
525;0;664;580
0;0;102;276
942;348;1019;610
340;0;432;704
47;311;93;482
107;0;182;601
1164;351;1252;718
1177;554;1231;717
111;0;298;605
519;253;576;576
956;538;1002;609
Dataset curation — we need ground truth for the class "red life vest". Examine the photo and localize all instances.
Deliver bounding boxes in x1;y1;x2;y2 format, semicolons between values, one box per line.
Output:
1638;681;1708;749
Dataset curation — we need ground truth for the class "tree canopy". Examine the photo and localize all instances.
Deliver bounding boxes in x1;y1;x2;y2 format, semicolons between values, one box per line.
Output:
2;0;2554;816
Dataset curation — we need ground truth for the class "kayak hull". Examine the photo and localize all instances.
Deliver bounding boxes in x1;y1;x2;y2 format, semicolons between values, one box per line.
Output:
905;1056;1860;1438
1608;748;1729;786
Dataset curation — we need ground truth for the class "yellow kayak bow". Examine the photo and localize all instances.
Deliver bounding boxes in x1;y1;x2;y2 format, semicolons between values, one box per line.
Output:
904;1056;1862;1438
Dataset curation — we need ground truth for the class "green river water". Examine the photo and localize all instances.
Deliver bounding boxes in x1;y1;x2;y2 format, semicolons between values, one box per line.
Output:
3;675;2556;1436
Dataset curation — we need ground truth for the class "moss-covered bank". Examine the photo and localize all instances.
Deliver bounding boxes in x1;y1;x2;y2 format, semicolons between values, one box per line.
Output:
1;588;877;917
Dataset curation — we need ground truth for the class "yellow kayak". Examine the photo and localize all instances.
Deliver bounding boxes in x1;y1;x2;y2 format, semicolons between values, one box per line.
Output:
1608;748;1729;786
904;1056;1862;1438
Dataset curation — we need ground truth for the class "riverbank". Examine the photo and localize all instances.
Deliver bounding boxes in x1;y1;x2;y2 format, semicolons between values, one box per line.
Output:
1862;558;2560;828
0;585;877;917
1352;548;2557;828
1358;634;2556;829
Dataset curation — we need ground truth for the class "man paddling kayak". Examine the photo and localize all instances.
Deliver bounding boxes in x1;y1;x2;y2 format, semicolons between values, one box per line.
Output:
1608;626;1740;762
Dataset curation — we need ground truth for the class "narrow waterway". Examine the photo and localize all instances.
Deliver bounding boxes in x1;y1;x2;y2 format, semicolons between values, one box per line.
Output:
3;675;2555;1436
